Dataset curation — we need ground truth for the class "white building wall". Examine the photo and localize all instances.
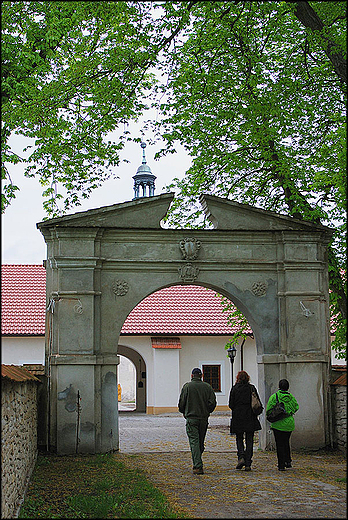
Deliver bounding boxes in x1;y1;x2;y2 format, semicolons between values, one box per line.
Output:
117;336;154;407
179;336;258;409
1;335;344;370
1;337;45;365
1;334;344;414
152;348;180;411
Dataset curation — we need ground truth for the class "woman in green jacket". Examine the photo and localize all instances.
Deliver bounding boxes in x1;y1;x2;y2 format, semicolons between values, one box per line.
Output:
266;379;299;471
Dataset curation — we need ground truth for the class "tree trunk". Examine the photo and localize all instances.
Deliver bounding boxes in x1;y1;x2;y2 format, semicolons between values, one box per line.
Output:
292;1;347;84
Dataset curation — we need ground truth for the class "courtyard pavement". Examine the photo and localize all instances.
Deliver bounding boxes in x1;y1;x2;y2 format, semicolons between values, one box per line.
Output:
119;410;234;453
117;411;347;519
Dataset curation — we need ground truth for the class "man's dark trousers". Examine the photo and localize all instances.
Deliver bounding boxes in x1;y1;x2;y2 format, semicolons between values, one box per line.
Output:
186;417;208;469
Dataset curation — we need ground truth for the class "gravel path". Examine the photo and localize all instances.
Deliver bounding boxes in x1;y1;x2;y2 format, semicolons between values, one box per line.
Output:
117;412;346;519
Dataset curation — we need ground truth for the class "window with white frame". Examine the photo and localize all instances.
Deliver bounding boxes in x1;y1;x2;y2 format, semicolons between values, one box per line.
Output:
202;364;221;392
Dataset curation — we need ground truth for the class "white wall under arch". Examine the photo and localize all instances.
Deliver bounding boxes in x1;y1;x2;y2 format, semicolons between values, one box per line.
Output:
117;355;136;403
118;334;258;413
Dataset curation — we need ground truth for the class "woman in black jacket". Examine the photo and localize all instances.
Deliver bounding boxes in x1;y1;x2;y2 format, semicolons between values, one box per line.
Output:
229;370;262;471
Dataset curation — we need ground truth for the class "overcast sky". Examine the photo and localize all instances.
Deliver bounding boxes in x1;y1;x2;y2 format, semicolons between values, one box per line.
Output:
1;128;192;265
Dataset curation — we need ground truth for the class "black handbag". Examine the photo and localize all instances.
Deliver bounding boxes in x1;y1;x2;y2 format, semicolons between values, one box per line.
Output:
266;392;289;423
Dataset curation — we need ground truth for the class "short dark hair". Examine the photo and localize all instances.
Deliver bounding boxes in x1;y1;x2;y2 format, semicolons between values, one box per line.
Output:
279;379;289;391
192;368;202;376
236;370;250;384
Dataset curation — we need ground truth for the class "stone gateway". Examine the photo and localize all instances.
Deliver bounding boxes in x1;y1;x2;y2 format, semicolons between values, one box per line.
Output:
37;193;333;454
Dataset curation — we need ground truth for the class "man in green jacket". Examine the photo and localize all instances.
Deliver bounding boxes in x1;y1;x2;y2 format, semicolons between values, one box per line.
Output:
266;379;299;471
178;367;217;474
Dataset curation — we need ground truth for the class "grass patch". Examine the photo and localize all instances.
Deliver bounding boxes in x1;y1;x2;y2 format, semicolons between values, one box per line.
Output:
19;452;183;519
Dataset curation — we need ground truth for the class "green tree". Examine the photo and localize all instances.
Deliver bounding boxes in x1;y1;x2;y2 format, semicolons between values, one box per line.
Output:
152;1;346;358
1;0;194;214
2;1;346;357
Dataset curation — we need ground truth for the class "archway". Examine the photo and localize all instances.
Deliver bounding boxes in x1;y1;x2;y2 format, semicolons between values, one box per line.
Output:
119;283;258;415
117;346;146;413
38;193;333;454
117;355;136;411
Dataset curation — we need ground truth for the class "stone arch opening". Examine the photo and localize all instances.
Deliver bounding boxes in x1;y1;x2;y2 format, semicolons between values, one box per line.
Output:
117;355;136;411
117;347;146;413
38;193;333;454
119;282;258;415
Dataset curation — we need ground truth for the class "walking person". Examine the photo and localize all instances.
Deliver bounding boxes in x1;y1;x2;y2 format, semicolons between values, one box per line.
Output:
266;379;299;471
178;367;217;475
229;370;262;471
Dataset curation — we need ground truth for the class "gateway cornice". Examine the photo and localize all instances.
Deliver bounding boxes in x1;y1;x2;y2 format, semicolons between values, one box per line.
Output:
50;354;120;365
257;353;329;364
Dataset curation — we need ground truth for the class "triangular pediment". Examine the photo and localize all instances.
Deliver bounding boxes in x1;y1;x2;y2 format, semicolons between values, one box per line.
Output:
199;194;333;232
37;193;175;230
37;191;333;234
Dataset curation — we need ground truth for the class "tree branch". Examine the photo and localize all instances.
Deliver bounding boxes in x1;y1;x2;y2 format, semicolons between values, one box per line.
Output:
292;1;346;83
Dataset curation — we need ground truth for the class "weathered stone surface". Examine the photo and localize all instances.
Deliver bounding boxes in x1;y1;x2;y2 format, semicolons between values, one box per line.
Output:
333;385;347;453
200;193;333;232
37;193;174;230
37;193;334;454
1;380;38;518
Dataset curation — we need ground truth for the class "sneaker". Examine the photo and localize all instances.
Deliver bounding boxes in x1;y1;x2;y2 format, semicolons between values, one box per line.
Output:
244;466;251;471
284;462;292;468
236;458;245;469
193;467;204;475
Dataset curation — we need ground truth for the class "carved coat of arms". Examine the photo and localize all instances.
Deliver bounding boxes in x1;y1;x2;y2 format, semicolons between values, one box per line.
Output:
180;237;201;260
178;263;200;283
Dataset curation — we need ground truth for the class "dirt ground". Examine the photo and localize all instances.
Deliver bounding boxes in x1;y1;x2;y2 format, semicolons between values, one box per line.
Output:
115;414;347;518
115;412;347;519
118;449;346;519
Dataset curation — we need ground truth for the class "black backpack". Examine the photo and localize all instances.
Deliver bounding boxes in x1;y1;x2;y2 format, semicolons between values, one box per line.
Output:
266;392;289;423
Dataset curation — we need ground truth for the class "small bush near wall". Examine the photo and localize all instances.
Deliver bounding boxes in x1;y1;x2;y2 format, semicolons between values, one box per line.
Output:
1;370;40;519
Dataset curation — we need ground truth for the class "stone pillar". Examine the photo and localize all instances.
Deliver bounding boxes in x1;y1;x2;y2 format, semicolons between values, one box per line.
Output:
50;355;119;454
41;227;121;454
257;354;329;450
259;231;332;450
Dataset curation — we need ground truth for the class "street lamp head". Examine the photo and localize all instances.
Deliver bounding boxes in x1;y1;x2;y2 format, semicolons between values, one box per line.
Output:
227;345;237;360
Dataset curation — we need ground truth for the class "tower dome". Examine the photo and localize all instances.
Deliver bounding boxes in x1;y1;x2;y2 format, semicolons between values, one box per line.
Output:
132;142;156;199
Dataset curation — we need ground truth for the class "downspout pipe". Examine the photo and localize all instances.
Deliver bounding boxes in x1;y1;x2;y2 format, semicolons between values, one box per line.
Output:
240;338;246;371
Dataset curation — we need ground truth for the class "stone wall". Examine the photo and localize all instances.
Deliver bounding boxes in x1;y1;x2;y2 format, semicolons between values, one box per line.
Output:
333;384;347;454
1;379;38;519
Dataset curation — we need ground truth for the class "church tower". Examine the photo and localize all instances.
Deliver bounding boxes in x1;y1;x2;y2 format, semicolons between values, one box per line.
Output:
132;142;156;199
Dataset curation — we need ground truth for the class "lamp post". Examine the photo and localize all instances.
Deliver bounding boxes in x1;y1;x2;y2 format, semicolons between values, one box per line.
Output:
227;345;237;435
227;345;237;387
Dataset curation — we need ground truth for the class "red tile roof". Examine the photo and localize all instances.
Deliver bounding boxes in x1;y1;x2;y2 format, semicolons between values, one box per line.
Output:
122;285;248;335
1;265;46;335
1;364;41;382
2;265;248;336
2;264;341;338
